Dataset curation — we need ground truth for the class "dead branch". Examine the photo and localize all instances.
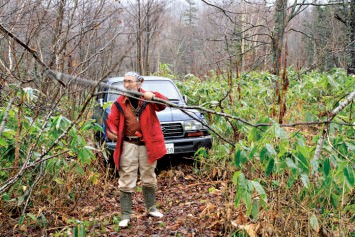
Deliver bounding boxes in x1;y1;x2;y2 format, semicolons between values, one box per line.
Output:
312;90;355;163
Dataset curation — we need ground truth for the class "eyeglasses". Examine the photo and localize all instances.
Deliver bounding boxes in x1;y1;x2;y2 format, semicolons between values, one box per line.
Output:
123;80;139;84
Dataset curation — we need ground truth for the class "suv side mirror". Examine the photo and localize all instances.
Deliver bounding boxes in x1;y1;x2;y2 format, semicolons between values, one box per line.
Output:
99;98;104;107
183;95;188;104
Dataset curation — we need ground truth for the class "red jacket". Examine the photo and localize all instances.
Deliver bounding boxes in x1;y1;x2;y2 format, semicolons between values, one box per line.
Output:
106;89;168;169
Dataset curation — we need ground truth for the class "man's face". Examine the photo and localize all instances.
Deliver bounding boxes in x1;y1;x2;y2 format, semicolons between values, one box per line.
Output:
123;75;141;91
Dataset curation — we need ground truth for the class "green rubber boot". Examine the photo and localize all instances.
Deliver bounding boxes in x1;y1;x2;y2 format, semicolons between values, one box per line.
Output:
142;186;163;218
119;191;132;227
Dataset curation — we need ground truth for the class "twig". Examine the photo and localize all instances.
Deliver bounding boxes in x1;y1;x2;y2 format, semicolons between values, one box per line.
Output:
21;160;45;216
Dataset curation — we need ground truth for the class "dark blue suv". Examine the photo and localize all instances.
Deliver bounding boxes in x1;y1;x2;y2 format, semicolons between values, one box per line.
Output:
93;76;212;160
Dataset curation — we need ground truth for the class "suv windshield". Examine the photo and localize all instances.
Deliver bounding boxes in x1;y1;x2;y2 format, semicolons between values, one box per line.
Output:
107;80;181;102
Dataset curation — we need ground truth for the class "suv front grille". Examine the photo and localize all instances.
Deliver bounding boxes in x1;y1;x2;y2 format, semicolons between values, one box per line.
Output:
161;122;184;138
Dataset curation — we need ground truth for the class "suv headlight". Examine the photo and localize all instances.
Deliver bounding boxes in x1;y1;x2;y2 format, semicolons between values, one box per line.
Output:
183;120;203;131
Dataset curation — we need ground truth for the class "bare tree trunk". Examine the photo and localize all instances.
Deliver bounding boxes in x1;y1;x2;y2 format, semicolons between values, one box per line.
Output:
156;31;160;73
137;0;143;74
49;0;65;70
272;0;287;75
241;2;246;72
144;3;150;75
348;0;355;74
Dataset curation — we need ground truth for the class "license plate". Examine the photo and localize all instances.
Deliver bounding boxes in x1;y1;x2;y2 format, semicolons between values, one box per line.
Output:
165;143;174;154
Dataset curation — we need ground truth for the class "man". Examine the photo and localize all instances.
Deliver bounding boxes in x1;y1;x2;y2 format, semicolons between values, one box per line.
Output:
106;72;167;228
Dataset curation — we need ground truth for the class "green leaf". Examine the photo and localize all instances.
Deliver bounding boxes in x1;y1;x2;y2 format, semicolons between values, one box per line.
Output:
234;149;241;167
278;140;289;157
234;149;247;168
251;199;259;220
274;124;288;139
81;121;94;131
274;123;281;137
265;158;274;176
0;137;8;148
19;214;25;225
294;153;309;172
244;189;252;216
27;213;38;222
76;164;85;175
287;175;296;188
297;145;310;159
54;178;64;184
265;144;276;155
300;174;310;189
78;147;95;165
323;158;330;176
234;187;243;206
344;165;355;188
53;115;71;131
2;128;16;138
249;145;258;159
259;147;268;163
238;173;247;189
310;213;320;232
77;224;86;237
345;142;355;151
251;180;267;204
232;171;241;184
2;193;10;201
103;101;113;110
330;193;340;208
285;157;297;170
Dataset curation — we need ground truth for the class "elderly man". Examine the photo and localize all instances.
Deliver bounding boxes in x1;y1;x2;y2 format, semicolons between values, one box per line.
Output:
106;71;168;227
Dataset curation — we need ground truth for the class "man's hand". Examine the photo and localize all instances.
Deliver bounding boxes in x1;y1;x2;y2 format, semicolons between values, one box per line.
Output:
144;91;155;100
107;130;118;141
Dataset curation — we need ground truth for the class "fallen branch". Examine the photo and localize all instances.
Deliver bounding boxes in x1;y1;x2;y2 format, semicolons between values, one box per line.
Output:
311;90;355;170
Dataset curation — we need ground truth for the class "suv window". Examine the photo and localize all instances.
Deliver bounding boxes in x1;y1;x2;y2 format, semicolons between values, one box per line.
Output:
107;80;182;102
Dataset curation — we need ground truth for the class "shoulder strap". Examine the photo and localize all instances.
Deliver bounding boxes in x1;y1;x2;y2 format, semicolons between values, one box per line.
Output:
105;101;124;136
114;101;124;115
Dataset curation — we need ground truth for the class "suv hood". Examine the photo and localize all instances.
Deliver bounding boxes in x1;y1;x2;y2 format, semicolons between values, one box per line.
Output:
157;107;203;122
104;106;204;123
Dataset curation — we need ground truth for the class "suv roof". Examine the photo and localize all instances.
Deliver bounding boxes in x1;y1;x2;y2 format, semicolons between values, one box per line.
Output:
104;76;173;85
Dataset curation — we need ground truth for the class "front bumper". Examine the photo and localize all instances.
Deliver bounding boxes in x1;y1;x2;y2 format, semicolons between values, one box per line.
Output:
104;135;213;156
164;136;212;154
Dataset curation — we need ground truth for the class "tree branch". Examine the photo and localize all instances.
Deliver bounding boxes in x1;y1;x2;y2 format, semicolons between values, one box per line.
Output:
200;0;236;23
0;23;66;87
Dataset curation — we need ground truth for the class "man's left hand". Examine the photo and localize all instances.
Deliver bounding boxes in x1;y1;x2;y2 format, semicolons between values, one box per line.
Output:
144;91;155;100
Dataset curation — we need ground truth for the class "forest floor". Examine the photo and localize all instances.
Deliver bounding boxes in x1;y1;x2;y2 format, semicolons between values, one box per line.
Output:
1;156;255;237
2;155;353;236
79;157;241;236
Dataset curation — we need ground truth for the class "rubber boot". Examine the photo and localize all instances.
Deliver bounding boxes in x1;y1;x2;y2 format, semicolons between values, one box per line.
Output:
142;186;163;218
119;191;132;228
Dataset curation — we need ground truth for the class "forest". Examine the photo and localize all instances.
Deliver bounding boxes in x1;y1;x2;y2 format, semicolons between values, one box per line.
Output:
0;0;354;236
